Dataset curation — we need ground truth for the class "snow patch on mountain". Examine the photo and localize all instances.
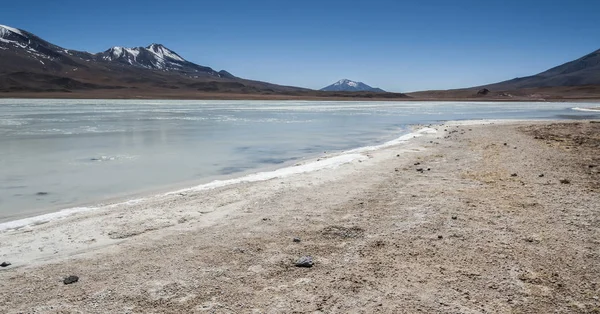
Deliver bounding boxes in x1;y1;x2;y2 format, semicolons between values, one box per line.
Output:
0;24;24;37
111;47;123;58
125;48;139;58
148;43;185;62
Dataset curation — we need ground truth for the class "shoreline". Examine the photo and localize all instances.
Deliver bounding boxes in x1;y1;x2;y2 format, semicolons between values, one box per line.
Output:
2;94;600;102
7;97;585;228
0;123;444;268
0;119;598;312
0;126;436;232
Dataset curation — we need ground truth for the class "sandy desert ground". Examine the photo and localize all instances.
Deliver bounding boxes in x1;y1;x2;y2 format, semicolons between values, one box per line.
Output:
0;120;598;313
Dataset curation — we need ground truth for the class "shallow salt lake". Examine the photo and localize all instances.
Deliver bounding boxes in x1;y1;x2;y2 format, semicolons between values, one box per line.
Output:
0;99;597;222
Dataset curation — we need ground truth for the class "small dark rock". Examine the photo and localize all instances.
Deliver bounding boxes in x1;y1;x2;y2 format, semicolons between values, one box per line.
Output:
559;179;571;184
427;168;431;171
36;192;49;196
416;168;424;172
451;216;457;220
511;173;518;177
437;235;443;239
503;143;507;146
396;154;400;157
539;174;544;177
63;275;79;285
414;162;421;166
293;237;301;243
262;218;270;221
477;88;490;95
0;262;11;267
589;165;597;168
295;256;314;268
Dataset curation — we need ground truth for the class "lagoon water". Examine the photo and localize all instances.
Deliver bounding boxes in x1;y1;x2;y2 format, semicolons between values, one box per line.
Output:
0;99;597;222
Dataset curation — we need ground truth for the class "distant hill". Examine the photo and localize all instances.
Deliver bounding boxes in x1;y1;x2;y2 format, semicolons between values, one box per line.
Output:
321;79;386;92
409;48;600;100
481;48;600;90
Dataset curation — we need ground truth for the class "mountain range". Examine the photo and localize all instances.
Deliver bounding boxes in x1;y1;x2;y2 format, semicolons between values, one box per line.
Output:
0;24;309;95
1;23;599;100
321;79;386;92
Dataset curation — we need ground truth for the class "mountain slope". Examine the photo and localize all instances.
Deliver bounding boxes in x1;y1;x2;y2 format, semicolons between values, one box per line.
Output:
95;44;219;75
482;49;600;90
408;48;600;100
0;24;306;94
321;79;386;92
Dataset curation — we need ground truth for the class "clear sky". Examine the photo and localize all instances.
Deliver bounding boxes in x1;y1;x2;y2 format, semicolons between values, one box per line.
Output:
2;0;599;92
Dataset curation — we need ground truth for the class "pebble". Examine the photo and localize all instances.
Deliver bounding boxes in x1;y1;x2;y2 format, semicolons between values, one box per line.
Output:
539;174;545;177
511;173;518;177
438;235;444;239
0;262;11;267
559;179;571;184
36;192;49;196
295;256;314;268
452;216;457;220
63;275;79;285
293;237;301;243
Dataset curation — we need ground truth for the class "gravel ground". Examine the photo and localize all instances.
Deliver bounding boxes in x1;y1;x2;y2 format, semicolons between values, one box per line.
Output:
0;121;598;313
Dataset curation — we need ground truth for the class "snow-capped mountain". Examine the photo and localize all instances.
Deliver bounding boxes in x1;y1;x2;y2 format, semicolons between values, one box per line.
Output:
0;24;227;77
0;24;25;44
94;44;219;74
0;24;310;94
321;79;386;92
0;24;82;62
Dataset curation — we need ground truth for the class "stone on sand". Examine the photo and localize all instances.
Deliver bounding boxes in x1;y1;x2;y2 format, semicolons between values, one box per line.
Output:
295;256;314;268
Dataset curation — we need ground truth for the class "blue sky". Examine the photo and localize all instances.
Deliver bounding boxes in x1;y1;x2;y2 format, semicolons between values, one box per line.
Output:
2;0;599;92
